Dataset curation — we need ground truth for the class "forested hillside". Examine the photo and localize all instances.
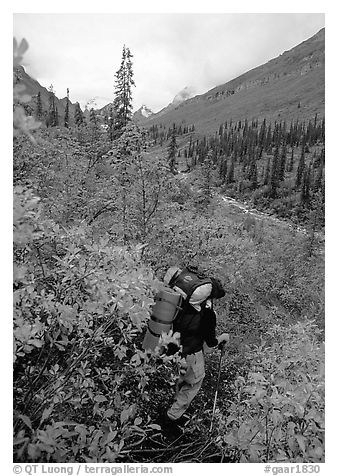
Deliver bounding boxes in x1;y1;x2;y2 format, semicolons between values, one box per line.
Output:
149;115;325;229
13;38;324;464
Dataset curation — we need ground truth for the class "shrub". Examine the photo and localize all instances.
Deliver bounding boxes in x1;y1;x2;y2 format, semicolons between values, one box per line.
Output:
13;185;183;462
215;320;324;463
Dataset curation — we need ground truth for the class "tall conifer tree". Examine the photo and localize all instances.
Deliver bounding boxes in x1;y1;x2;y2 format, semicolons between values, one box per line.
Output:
47;84;57;127
89;108;99;141
288;147;295;172
167;124;178;174
270;145;280;198
74;102;84;126
279;142;287;181
219;157;228;183
227;156;235;184
296;142;306;188
264;157;271;186
35;92;43;121
113;45;135;132
301;165;311;205
55;106;59;126
251;163;258;189
64;88;70;128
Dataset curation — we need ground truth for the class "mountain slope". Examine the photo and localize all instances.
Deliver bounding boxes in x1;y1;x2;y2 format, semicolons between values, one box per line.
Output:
14;65;78;120
144;28;324;134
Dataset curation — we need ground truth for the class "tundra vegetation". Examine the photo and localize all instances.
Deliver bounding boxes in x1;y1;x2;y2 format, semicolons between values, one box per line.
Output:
13;40;324;463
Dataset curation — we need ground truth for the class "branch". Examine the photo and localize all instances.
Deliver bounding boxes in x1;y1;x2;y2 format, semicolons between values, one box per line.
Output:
87;202;116;225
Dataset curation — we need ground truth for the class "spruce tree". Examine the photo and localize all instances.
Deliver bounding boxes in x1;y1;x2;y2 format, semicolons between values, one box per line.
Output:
270;145;280;198
47;84;57;127
279;142;287;181
251;163;258;189
288;147;294;172
64;88;70;128
258;118;266;148
266;124;272;153
301;165;311;205
35;92;43;121
247;152;257;182
89;108;99;141
226;156;235;184
296;142;306;188
263;157;271;186
188;136;193;157
167;124;178;174
219;157;228;183
113;45;135;132
313;161;324;192
74;102;84;126
55;106;59;126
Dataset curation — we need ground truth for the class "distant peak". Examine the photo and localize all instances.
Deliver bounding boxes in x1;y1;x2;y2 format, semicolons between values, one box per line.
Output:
140;105;154;117
133;104;154;121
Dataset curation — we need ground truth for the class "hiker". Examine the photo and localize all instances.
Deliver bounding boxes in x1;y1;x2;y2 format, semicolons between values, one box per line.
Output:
160;266;230;437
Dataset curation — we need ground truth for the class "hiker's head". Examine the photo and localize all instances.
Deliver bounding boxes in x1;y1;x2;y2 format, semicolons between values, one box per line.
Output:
164;266;181;286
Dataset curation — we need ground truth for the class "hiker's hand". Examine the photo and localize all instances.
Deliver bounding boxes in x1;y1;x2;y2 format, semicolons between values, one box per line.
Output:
217;333;230;346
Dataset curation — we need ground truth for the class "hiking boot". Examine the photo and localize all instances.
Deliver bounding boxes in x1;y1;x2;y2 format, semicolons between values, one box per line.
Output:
159;412;183;439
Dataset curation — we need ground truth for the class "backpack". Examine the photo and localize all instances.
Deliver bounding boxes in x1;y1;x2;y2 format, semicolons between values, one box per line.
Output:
170;266;213;303
170;266;226;303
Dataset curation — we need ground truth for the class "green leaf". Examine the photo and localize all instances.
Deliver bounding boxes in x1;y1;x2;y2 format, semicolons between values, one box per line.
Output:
27;443;38;459
94;395;108;403
106;430;117;444
120;408;131;425
314;446;323;458
19;414;32;429
295;434;306;453
40;405;54;424
104;409;114;418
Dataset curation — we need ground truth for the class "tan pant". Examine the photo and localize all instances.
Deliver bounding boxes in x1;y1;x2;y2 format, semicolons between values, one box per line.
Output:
167;350;205;420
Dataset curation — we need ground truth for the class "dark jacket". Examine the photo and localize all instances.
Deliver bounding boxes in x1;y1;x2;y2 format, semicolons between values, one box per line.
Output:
170;303;218;356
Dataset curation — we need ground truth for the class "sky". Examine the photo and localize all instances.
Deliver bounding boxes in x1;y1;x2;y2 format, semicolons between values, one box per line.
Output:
13;12;325;113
